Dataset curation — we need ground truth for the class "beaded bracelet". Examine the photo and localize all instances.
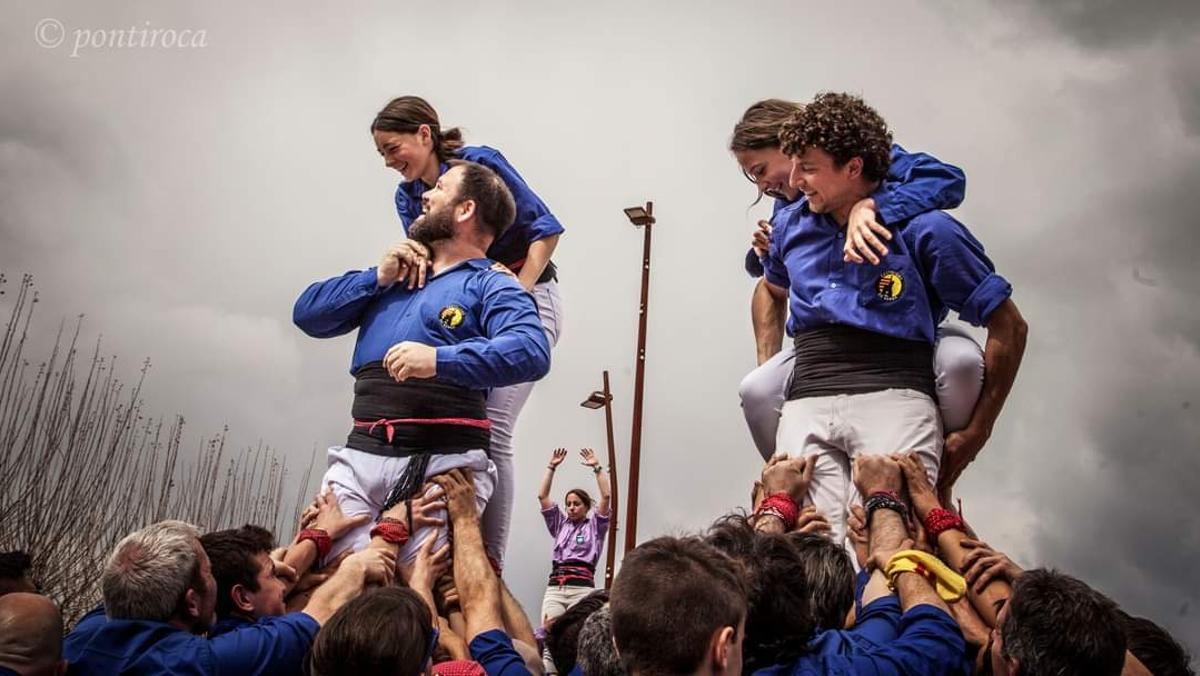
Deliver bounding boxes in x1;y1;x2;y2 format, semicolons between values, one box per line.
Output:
864;492;907;527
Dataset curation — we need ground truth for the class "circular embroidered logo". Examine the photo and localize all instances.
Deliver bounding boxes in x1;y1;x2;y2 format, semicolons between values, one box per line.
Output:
876;271;904;301
439;305;466;329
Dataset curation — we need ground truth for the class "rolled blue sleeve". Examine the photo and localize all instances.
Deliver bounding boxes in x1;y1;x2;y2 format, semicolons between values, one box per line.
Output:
469;147;564;242
908;212;1012;327
293;268;383;338
211;613;320;673
470;629;533;676
877;144;966;226
435;272;551;387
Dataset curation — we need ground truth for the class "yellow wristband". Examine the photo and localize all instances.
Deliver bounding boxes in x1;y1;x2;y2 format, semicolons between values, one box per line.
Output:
884;549;967;602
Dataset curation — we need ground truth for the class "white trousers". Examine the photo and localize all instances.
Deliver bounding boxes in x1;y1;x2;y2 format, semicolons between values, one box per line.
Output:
740;323;983;460
481;279;562;567
776;389;943;548
320;445;495;563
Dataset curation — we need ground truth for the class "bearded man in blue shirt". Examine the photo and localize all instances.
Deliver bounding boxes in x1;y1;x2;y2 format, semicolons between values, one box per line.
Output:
763;93;1028;547
293;160;551;564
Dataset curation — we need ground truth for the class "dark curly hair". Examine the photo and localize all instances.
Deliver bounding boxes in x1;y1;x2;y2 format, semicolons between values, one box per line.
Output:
778;92;893;182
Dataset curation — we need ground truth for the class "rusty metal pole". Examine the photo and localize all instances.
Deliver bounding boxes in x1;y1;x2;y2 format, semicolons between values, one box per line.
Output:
624;201;654;554
601;370;619;589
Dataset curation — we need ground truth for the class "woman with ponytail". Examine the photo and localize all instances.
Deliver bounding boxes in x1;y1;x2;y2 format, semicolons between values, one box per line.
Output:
370;96;563;568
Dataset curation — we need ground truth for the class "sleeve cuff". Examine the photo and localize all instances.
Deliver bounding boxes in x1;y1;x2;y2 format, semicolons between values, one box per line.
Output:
530;214;566;240
959;273;1012;326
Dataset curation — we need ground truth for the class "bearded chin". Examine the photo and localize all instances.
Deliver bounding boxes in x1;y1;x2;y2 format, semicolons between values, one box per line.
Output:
409;208;455;247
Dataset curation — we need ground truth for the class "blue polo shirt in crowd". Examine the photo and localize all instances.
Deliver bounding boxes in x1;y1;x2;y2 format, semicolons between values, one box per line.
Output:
753;604;968;676
763;198;1011;342
469;628;532;676
293;259;551;388
744;144;966;278
63;606;319;675
394;146;564;269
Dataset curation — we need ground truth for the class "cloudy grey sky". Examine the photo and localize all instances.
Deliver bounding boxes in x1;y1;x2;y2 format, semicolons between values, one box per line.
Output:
3;0;1197;649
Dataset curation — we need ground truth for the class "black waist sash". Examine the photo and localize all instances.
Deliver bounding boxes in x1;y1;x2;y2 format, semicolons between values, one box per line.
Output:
548;559;596;588
347;362;491;457
787;325;935;400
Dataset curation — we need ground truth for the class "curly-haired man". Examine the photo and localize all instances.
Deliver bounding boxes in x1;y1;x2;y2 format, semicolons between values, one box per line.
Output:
764;92;1028;546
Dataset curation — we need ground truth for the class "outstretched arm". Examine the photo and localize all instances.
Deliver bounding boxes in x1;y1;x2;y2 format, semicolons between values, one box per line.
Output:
939;299;1027;499
538;448;567;510
580;448;611;515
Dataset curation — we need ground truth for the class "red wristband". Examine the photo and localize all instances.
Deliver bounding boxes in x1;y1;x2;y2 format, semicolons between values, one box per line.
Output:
923;507;965;539
297;528;332;559
756;492;800;530
370;517;410;545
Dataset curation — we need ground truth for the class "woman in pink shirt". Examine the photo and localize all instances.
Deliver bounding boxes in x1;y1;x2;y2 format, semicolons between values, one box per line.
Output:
536;447;612;627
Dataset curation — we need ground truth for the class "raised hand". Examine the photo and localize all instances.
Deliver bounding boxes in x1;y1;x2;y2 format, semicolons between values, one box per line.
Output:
579;448;600;468
548;447;568;468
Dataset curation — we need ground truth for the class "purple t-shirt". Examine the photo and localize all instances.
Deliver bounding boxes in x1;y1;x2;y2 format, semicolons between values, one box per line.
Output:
542;503;610;565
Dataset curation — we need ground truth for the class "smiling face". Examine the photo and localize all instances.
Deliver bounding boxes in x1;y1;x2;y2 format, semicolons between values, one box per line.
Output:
409;166;464;246
787;146;864;218
373;128;436;183
734;146;798;202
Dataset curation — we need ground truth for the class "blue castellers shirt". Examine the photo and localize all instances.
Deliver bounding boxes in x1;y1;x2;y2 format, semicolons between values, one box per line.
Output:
293;259;550;388
394;146;564;268
63;606;319;675
752;603;969;675
762;194;1011;342
744;144;967;278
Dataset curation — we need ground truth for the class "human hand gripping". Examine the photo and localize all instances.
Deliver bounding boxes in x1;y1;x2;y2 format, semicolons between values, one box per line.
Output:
751;220;772;259
378;240;432;289
844;198;891;265
384;341;437;382
894;452;940;520
761;452;817;504
432;469;479;525
959;539;1024;594
937;427;989;504
402;534;451;600
851;454;904;498
312;485;372;541
342;547;397;588
379;486;446;532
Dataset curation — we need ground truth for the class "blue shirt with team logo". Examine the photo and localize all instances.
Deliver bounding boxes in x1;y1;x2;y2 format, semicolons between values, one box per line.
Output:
395;146;564;268
762;195;1011;343
744;144;967;278
293;259;551;388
